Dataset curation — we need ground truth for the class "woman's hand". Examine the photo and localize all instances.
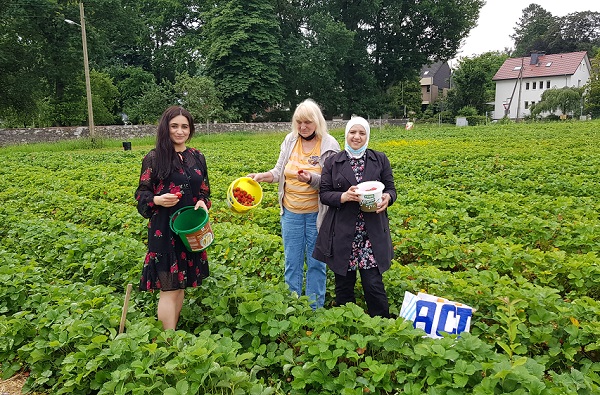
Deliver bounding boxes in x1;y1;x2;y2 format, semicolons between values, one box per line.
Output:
297;169;311;183
375;193;391;213
341;185;361;204
154;193;180;207
194;200;208;212
247;172;273;183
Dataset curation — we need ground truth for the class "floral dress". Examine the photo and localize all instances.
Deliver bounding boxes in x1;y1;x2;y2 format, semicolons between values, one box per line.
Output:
135;147;211;291
348;155;378;271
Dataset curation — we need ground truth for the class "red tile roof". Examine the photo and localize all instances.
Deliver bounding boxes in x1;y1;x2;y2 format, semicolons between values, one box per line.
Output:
492;51;588;81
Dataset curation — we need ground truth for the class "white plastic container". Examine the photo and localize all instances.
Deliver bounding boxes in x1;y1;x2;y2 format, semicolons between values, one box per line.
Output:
356;181;385;212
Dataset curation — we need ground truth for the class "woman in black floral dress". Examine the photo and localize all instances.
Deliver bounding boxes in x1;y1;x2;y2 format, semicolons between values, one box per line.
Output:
314;116;396;318
135;106;211;330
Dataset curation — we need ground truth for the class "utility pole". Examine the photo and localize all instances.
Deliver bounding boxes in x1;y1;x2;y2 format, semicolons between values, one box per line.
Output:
79;2;95;141
66;3;95;141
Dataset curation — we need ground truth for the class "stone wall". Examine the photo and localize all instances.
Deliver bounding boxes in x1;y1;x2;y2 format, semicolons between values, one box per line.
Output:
0;119;405;147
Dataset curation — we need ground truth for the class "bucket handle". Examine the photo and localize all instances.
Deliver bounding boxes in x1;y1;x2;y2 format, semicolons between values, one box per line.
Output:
169;206;195;235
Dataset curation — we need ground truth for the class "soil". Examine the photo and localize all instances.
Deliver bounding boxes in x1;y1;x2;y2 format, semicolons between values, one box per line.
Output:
0;373;26;395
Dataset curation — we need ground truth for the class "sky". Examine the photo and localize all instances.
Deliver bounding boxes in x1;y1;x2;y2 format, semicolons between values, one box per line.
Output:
455;0;600;63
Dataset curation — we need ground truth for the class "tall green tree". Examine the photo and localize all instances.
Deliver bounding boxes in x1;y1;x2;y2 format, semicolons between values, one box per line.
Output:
367;0;483;91
127;80;176;124
511;5;600;57
307;0;483;117
295;12;356;119
448;51;509;115
202;0;284;121
272;0;310;111
89;70;119;125
135;0;204;82
0;0;154;126
106;66;156;124
556;11;600;56
0;1;83;126
511;4;557;57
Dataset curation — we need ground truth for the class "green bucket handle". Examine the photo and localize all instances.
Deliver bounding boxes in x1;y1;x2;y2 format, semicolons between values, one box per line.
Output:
169;206;207;235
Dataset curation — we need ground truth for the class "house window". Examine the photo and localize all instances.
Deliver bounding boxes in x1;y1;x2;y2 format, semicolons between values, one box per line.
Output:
533;82;537;89
526;82;530;90
525;101;529;109
426;86;430;93
546;80;550;88
539;81;544;89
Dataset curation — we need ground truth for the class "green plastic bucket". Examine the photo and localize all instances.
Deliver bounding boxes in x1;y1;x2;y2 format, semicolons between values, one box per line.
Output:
169;206;214;252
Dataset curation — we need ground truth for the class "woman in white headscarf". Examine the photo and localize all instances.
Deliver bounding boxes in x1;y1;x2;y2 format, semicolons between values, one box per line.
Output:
313;116;396;318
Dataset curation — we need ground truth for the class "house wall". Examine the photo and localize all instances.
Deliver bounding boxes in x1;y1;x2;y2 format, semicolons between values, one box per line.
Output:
493;59;591;120
420;84;439;105
432;63;451;90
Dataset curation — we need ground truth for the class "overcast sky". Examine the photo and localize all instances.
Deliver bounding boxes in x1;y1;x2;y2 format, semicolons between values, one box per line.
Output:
454;1;600;63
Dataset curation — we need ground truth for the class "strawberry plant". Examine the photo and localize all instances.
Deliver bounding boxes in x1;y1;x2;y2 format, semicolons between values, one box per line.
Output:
1;122;599;393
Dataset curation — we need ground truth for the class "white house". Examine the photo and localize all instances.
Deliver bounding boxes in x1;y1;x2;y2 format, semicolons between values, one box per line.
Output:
492;51;591;120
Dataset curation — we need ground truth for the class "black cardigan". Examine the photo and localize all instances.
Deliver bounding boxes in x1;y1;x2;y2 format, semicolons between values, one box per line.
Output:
313;149;396;275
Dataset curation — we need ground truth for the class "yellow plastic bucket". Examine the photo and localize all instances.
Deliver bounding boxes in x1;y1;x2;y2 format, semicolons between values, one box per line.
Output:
226;177;263;213
169;206;214;252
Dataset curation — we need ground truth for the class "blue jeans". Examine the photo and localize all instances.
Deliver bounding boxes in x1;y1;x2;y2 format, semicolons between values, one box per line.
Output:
280;207;326;309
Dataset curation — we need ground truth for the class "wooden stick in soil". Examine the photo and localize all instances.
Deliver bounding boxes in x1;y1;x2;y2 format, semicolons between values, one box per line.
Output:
119;283;133;334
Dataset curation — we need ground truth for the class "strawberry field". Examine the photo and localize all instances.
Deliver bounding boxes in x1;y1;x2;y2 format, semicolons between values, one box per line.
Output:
0;121;599;394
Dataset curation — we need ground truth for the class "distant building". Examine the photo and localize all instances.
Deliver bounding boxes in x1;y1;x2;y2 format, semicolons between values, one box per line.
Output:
492;51;591;120
420;61;451;110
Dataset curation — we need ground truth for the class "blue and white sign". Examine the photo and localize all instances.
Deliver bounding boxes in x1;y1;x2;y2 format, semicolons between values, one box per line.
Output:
399;291;474;339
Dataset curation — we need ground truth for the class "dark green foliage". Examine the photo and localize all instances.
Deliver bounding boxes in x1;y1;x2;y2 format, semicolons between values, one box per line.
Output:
1;123;600;393
202;0;285;121
448;52;509;116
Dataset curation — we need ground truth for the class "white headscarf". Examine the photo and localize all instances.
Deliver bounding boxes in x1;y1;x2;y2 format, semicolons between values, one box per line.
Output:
344;116;370;159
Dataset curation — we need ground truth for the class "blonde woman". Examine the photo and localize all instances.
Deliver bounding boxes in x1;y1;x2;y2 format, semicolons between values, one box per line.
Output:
248;99;340;308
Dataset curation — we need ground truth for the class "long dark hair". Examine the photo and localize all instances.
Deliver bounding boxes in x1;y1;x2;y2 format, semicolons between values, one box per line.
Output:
155;106;195;179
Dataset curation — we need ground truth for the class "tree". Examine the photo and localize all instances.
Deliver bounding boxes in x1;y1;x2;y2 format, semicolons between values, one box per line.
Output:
584;52;600;117
174;73;226;123
134;0;204;82
448;52;509;115
107;66;156;123
511;4;557;57
317;0;484;117
202;0;284;121
0;0;158;126
530;87;583;118
511;5;600;57
126;80;175;125
557;11;600;56
89;70;119;125
367;0;483;91
295;12;358;119
0;1;84;126
386;79;422;118
0;0;485;126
